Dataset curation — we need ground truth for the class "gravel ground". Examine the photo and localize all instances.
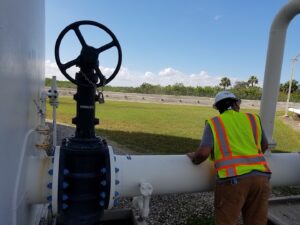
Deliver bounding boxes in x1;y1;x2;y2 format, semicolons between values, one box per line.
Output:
117;192;214;225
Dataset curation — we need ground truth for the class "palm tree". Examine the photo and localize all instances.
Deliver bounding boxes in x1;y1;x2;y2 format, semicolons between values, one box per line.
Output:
247;75;258;87
280;79;299;94
219;77;231;89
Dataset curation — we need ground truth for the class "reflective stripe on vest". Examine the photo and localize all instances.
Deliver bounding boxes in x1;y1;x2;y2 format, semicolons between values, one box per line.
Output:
245;113;262;153
210;116;237;176
245;113;270;172
215;154;266;170
210;117;232;158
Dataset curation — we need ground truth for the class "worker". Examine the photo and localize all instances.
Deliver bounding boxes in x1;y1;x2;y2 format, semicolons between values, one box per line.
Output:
188;90;271;225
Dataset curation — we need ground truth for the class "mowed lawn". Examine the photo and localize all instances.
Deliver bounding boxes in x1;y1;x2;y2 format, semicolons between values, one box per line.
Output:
47;96;300;154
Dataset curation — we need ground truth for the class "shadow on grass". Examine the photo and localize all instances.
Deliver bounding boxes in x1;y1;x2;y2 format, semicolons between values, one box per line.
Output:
96;128;200;154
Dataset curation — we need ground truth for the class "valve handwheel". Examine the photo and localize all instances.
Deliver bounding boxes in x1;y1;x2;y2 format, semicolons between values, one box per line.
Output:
55;20;122;87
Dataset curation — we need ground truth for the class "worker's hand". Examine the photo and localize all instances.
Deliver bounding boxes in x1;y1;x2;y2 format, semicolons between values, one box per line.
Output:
187;152;195;161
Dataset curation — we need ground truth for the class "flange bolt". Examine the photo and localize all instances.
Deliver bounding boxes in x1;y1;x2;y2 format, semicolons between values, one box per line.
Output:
99;201;105;207
63;169;70;175
48;169;53;175
100;168;107;174
63;182;69;189
100;192;106;199
62;203;68;210
101;180;107;186
62;194;68;201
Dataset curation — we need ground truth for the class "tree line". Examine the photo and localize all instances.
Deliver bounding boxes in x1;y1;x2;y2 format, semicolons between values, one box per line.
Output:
45;76;300;102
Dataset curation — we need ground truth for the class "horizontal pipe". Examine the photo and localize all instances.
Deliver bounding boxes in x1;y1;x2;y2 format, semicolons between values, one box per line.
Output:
267;153;300;186
114;153;300;197
114;154;215;197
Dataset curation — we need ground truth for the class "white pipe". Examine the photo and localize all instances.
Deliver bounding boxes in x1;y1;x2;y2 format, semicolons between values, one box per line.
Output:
140;182;153;219
12;129;53;225
266;153;300;186
113;154;215;197
25;156;53;204
112;153;300;198
12;129;35;225
260;0;300;143
52;146;61;215
142;196;151;218
52;103;57;148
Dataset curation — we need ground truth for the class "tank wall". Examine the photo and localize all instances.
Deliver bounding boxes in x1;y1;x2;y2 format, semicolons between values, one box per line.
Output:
0;0;45;224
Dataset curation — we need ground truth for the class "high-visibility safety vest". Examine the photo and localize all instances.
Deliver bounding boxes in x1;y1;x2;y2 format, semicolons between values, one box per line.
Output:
207;110;271;178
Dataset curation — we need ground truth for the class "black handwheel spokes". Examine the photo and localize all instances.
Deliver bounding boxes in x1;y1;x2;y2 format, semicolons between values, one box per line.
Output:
62;57;79;70
55;20;122;87
73;26;87;47
95;66;107;86
97;41;116;54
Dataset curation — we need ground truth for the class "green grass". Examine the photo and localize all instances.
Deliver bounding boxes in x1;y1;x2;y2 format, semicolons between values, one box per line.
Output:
47;96;300;154
185;216;214;225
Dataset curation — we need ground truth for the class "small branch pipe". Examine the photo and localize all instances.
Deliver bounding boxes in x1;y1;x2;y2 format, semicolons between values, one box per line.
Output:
12;129;35;225
260;0;300;143
48;76;59;149
112;153;300;198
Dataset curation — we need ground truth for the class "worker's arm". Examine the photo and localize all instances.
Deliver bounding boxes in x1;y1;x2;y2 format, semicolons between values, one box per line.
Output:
261;129;269;153
187;145;211;165
188;124;213;165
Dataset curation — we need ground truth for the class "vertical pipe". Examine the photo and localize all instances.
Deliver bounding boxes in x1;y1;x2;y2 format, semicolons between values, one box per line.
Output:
260;0;300;144
12;129;35;225
72;71;98;139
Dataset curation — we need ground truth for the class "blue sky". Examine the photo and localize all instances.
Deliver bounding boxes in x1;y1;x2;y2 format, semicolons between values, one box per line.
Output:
46;0;300;87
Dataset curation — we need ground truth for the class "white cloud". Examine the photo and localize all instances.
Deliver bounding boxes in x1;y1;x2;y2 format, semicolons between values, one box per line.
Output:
45;59;235;87
158;67;183;77
45;59;68;81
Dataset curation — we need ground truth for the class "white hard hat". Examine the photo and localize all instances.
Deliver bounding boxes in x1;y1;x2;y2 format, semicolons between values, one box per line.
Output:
213;91;239;108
